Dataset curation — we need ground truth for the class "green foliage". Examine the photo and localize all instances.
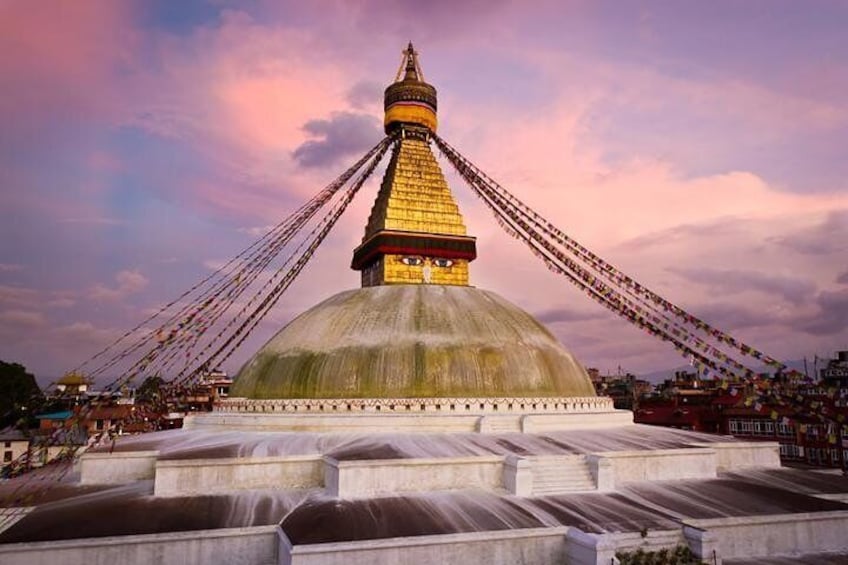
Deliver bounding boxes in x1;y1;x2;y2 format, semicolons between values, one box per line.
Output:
136;374;166;405
615;545;701;565
0;360;44;429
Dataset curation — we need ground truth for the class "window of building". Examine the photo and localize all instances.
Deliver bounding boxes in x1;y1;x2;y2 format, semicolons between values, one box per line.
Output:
3;451;11;462
779;443;803;458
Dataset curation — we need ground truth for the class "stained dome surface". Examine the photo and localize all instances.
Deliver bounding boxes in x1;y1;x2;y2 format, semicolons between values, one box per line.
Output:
231;285;596;399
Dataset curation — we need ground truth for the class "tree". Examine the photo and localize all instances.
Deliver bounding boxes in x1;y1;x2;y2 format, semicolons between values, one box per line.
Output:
136;374;166;405
0;360;44;430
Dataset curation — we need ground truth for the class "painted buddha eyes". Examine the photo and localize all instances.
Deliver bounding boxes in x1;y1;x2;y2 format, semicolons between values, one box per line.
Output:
400;257;453;268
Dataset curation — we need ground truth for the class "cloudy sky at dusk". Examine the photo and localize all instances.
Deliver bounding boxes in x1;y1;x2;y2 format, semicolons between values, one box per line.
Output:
2;0;847;384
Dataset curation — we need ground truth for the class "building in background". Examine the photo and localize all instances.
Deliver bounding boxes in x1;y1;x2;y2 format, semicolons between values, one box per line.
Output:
620;353;848;470
0;429;28;476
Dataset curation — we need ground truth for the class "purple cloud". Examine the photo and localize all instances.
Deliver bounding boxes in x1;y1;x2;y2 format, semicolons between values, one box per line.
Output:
293;112;382;168
768;210;848;256
800;289;848;336
669;267;817;305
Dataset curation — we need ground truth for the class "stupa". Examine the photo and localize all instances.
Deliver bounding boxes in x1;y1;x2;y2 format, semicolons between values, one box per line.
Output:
2;44;848;565
231;42;595;409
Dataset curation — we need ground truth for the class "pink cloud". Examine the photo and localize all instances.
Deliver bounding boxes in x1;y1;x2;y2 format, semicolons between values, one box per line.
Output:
0;310;46;328
0;285;38;307
105;10;383;223
0;0;140;130
432;62;848;371
1;319;124;383
89;270;149;301
46;298;76;309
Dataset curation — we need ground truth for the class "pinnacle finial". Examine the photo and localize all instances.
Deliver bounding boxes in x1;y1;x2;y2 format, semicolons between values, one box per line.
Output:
394;41;424;83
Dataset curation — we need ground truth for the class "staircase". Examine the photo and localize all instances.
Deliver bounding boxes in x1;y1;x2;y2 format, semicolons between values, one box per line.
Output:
530;455;596;495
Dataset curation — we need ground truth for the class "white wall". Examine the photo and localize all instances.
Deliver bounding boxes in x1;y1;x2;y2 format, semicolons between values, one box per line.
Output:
684;511;848;560
0;525;281;565
593;448;717;486
188;413;481;433
503;456;532;496
80;450;159;484
689;441;781;471
522;410;634;432
565;528;687;565
280;527;570;565
325;456;504;498
154;455;323;496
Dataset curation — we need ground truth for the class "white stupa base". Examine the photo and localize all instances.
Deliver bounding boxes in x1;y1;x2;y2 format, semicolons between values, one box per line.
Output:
4;400;838;565
189;396;631;433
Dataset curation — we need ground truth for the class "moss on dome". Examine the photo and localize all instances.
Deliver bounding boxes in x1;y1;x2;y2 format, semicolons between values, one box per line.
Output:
231;285;596;400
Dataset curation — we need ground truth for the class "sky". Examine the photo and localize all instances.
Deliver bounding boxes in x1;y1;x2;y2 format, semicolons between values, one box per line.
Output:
1;0;847;384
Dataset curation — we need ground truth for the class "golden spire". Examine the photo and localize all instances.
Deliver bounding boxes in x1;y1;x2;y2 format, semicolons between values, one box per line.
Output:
383;42;438;134
352;45;476;287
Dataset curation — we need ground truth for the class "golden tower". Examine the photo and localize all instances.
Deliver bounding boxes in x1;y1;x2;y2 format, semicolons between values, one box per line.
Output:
351;43;477;287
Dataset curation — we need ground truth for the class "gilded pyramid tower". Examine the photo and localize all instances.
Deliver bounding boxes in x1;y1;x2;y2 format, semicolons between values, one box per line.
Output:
351;43;477;287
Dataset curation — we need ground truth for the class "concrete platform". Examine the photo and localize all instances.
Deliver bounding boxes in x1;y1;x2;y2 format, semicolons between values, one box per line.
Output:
1;416;844;565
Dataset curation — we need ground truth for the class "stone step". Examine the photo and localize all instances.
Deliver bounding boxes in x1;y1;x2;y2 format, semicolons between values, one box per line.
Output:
533;465;592;473
533;477;595;485
532;483;595;491
530;461;587;468
533;478;594;487
533;475;594;483
532;469;593;479
533;462;591;469
528;456;596;495
533;474;593;483
533;482;594;490
532;486;596;495
528;456;585;462
533;481;595;491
